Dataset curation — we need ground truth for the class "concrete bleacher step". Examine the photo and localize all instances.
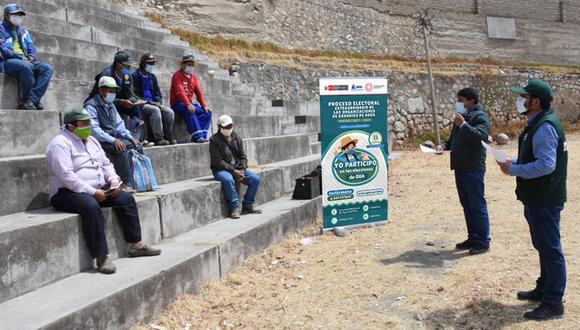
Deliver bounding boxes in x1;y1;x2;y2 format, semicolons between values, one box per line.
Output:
0;154;319;305
0;110;61;157
0;134;317;216
0;196;320;329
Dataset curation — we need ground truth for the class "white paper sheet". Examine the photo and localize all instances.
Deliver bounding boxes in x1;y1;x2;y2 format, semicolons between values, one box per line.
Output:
481;141;509;163
420;145;449;153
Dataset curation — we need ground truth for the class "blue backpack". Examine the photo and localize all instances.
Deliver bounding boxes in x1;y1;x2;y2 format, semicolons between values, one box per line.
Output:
128;150;160;192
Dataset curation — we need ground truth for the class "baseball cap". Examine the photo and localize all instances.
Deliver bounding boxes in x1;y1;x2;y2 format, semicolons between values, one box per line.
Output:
63;108;95;123
98;76;119;89
4;4;25;15
511;79;554;102
141;53;156;64
114;50;134;65
218;115;233;127
182;54;196;63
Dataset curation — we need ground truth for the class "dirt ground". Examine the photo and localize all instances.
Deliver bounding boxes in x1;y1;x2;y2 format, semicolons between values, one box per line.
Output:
136;134;580;330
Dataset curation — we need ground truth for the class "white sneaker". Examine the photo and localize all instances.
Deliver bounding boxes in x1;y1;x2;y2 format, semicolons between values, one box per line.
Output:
142;140;155;147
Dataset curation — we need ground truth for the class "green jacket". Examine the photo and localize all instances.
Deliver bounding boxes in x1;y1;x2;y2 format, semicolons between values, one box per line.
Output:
444;104;490;173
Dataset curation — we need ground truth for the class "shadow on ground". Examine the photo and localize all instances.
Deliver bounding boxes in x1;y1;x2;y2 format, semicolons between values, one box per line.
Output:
423;298;536;330
379;249;470;270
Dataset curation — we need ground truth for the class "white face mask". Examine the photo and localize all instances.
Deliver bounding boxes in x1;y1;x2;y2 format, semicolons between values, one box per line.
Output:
104;93;116;104
183;66;194;75
221;128;233;137
9;15;23;26
145;64;154;73
516;97;528;114
455;102;467;114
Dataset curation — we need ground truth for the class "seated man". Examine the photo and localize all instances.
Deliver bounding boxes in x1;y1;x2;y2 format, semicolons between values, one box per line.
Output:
170;55;212;143
46;108;161;274
209;115;261;219
84;76;142;185
132;53;175;145
0;4;52;110
88;50;153;146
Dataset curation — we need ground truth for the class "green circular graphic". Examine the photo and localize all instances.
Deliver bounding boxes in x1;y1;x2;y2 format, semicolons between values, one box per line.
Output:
332;149;379;186
369;132;383;145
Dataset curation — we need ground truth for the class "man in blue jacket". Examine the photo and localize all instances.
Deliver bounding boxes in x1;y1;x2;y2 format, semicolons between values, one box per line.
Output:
437;88;491;255
0;4;52;110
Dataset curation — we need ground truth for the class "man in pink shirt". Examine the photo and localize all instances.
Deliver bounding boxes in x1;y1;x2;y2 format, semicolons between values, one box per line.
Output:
46;108;161;274
170;54;212;143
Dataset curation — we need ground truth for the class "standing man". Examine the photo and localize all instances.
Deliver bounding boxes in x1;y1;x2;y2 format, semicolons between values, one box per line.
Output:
132;53;176;145
46;108;161;274
498;80;567;320
170;54;212;143
437;87;491;255
0;3;53;110
210;115;261;219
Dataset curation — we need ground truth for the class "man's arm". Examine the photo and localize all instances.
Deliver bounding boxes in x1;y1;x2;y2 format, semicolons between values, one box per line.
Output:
236;136;248;169
23;30;37;60
112;105;134;141
508;123;558;179
192;75;207;109
152;74;163;103
85;104;116;144
459;113;489;145
0;26;22;60
46;144;97;196
91;138;120;184
172;72;191;106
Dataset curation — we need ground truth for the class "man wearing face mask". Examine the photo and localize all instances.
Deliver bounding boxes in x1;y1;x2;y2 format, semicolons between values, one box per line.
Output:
436;87;491;255
132;53;176;145
88;51;152;146
0;4;53;110
498;80;567;321
209;115;261;219
46;108;161;274
84;76;142;186
170;54;212;143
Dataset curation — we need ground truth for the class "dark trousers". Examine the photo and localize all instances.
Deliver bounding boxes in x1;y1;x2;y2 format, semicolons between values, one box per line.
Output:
524;203;566;305
50;188;142;258
454;171;490;246
100;140;142;185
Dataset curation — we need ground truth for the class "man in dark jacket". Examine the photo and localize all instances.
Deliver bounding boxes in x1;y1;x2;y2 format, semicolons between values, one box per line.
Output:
437;87;491;255
209;115;261;219
132;53;175;145
0;4;52;110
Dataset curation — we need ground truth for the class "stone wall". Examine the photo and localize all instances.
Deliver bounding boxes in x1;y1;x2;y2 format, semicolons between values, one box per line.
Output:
237;62;580;145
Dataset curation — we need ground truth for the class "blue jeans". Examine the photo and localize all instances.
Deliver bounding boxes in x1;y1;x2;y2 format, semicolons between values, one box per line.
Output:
172;102;212;142
213;169;260;210
3;59;53;104
454;171;490;246
524;203;566;305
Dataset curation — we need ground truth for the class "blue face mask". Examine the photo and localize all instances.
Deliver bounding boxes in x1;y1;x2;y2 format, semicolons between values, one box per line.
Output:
104;93;116;104
347;149;356;155
145;64;154;73
455;102;467;114
121;67;131;76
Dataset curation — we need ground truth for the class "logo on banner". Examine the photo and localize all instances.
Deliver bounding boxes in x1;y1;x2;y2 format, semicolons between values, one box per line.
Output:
332;135;379;186
365;83;374;92
351;84;363;92
325;85;349;91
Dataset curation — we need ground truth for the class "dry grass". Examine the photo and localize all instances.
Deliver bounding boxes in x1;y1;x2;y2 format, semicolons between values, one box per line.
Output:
145;12;580;75
135;136;580;330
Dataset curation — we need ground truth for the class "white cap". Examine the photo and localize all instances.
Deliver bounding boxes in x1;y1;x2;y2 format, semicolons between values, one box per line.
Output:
98;76;119;89
218;114;233;127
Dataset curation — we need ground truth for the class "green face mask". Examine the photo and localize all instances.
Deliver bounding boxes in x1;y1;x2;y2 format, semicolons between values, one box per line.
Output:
73;126;91;139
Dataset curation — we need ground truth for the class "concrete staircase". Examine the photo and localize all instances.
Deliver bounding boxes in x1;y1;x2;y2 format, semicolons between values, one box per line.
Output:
0;0;321;328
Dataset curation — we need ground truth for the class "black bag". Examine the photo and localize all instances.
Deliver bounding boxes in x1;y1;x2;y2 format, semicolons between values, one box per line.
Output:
292;176;321;200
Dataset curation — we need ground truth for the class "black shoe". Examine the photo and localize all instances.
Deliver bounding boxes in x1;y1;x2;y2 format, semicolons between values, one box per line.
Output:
517;288;543;302
455;240;475;250
468;244;489;255
35;102;44;110
524;302;564;321
155;139;170;146
241;206;262;215
21;100;37;110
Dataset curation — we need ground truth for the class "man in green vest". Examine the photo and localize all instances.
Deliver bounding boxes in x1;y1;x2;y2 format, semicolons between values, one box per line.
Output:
498;79;567;320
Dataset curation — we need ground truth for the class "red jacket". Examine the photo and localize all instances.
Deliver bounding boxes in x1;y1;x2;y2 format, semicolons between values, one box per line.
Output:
170;70;207;109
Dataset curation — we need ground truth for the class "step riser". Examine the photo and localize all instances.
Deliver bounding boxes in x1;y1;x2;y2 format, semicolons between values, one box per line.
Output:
245;134;312;165
0;111;61;157
0;196;161;304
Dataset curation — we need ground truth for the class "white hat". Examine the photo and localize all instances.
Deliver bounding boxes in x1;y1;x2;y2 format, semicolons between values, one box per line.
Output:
218;115;233;127
98;76;119;89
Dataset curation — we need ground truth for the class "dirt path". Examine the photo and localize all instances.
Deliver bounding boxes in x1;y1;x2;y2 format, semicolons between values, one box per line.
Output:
137;135;580;330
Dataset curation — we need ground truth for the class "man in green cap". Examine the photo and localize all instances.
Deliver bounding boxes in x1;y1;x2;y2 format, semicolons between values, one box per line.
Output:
497;79;568;320
46;108;161;274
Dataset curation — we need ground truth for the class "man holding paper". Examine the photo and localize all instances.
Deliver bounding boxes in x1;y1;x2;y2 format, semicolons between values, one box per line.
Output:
436;88;491;255
498;80;567;321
